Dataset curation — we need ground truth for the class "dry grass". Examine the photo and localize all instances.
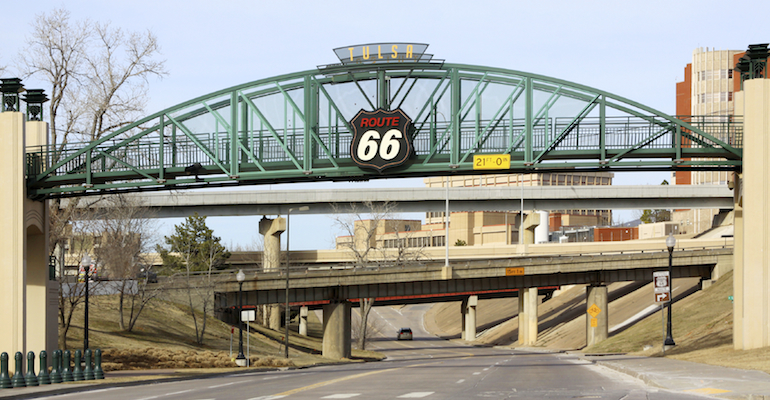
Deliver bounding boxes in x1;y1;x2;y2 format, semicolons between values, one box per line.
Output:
585;271;770;375
63;294;384;370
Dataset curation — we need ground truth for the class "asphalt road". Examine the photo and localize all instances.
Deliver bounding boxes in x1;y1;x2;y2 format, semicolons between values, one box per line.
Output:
33;304;714;400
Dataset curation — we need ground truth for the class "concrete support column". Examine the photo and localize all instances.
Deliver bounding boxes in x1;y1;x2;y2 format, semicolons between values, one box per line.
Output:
0;112;27;358
518;287;538;346
460;298;467;339
586;284;608;347
322;301;351;359
259;217;286;331
299;306;308;336
735;78;770;349
463;295;478;341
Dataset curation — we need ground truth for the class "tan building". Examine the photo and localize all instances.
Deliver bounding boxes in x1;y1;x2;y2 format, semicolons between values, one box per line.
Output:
336;171;614;250
674;47;743;234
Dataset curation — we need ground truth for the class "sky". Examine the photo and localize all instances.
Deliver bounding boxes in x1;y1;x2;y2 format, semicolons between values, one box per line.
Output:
2;0;765;250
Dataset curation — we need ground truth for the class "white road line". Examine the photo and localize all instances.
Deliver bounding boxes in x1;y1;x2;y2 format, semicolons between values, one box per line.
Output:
473;372;481;375
398;392;435;398
247;396;287;400
322;394;361;399
483;367;490;371
166;389;193;396
208;381;238;389
456;379;465;384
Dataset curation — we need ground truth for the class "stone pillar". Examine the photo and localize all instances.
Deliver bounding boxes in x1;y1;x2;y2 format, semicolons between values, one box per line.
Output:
0;112;27;358
322;301;351;359
519;212;541;245
299;306;308;336
518;287;538;346
586;284;608;347
25;120;54;355
735;77;770;349
259;217;285;331
463;295;477;341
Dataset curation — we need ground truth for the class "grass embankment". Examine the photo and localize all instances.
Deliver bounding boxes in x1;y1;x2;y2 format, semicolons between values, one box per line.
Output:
585;270;770;374
63;294;384;371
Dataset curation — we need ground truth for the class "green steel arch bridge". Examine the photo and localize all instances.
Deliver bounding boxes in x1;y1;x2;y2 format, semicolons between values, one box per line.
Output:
24;57;743;199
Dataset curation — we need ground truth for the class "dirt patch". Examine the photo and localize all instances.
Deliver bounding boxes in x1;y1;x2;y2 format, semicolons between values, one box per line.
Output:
101;348;294;371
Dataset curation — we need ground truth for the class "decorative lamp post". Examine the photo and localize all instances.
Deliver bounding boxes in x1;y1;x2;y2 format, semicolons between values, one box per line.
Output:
285;206;309;358
0;78;25;113
664;233;676;348
235;269;247;367
81;254;92;351
22;89;49;121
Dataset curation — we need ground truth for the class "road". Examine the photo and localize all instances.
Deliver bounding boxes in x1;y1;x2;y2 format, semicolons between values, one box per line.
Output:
35;305;712;400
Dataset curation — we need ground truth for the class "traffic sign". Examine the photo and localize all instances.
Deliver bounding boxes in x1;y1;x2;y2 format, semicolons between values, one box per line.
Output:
587;304;601;317
653;271;671;303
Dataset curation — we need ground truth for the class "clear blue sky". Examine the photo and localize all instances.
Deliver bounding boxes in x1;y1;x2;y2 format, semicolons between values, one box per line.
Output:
2;0;764;250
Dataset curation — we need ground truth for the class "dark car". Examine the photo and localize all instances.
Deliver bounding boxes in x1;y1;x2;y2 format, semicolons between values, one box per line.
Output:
397;327;413;340
136;268;158;283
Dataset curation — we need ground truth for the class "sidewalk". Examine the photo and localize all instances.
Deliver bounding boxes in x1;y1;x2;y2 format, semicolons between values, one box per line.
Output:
581;353;770;400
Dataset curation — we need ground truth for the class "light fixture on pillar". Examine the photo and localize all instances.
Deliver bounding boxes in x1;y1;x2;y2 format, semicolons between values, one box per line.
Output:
664;233;676;348
0;78;25;113
81;254;93;351
235;269;247;367
22;89;49;121
285;205;309;359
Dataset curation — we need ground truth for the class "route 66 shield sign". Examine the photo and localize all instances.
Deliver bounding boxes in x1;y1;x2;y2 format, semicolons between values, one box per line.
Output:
350;108;413;172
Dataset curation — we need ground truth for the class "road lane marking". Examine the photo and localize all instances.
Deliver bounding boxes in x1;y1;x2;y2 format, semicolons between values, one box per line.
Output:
473;372;481;375
166;389;193;396
272;368;398;396
322;395;361;399
483;368;490;371
247;396;287;400
208;381;238;388
398;392;434;398
456;379;465;384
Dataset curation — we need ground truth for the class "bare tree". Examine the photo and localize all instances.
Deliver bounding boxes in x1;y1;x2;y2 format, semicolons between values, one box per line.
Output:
90;195;161;331
19;7;167;148
331;201;425;350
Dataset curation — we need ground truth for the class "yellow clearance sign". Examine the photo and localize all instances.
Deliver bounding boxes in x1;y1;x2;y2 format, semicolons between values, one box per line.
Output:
473;154;511;170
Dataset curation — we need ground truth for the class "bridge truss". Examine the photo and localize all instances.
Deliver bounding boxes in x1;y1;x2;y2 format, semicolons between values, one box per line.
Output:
25;62;743;199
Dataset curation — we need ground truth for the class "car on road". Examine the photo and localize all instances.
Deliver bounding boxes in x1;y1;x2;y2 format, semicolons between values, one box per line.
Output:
397;327;413;340
136;268;158;283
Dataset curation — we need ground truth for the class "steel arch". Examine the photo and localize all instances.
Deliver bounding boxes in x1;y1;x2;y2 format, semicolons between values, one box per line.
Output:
25;62;742;198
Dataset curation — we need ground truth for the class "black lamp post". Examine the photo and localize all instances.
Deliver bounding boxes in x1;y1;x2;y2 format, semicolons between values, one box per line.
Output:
81;254;92;351
285;206;309;358
664;233;676;348
235;269;247;367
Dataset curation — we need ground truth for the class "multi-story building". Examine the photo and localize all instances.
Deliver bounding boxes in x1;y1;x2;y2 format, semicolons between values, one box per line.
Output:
674;47;745;234
335;171;614;250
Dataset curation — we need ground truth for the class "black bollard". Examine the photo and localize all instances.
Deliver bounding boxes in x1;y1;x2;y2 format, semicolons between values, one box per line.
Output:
50;350;62;384
72;350;83;381
11;352;25;388
93;350;104;380
38;351;50;385
83;349;94;380
0;353;11;389
24;352;38;387
61;350;73;382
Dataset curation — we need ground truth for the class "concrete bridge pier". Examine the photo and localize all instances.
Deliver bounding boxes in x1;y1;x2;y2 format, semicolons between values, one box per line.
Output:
518;287;539;345
322;300;351;359
586;284;608;347
259;217;286;331
461;295;478;341
735;77;770;350
0;111;56;359
299;306;308;336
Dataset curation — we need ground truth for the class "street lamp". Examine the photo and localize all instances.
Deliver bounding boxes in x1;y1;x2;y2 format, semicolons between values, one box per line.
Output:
81;254;92;351
665;233;676;348
285;206;309;358
235;269;247;367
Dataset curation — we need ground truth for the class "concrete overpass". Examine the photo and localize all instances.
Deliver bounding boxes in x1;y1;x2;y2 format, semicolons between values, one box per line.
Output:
214;238;732;358
82;185;734;217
